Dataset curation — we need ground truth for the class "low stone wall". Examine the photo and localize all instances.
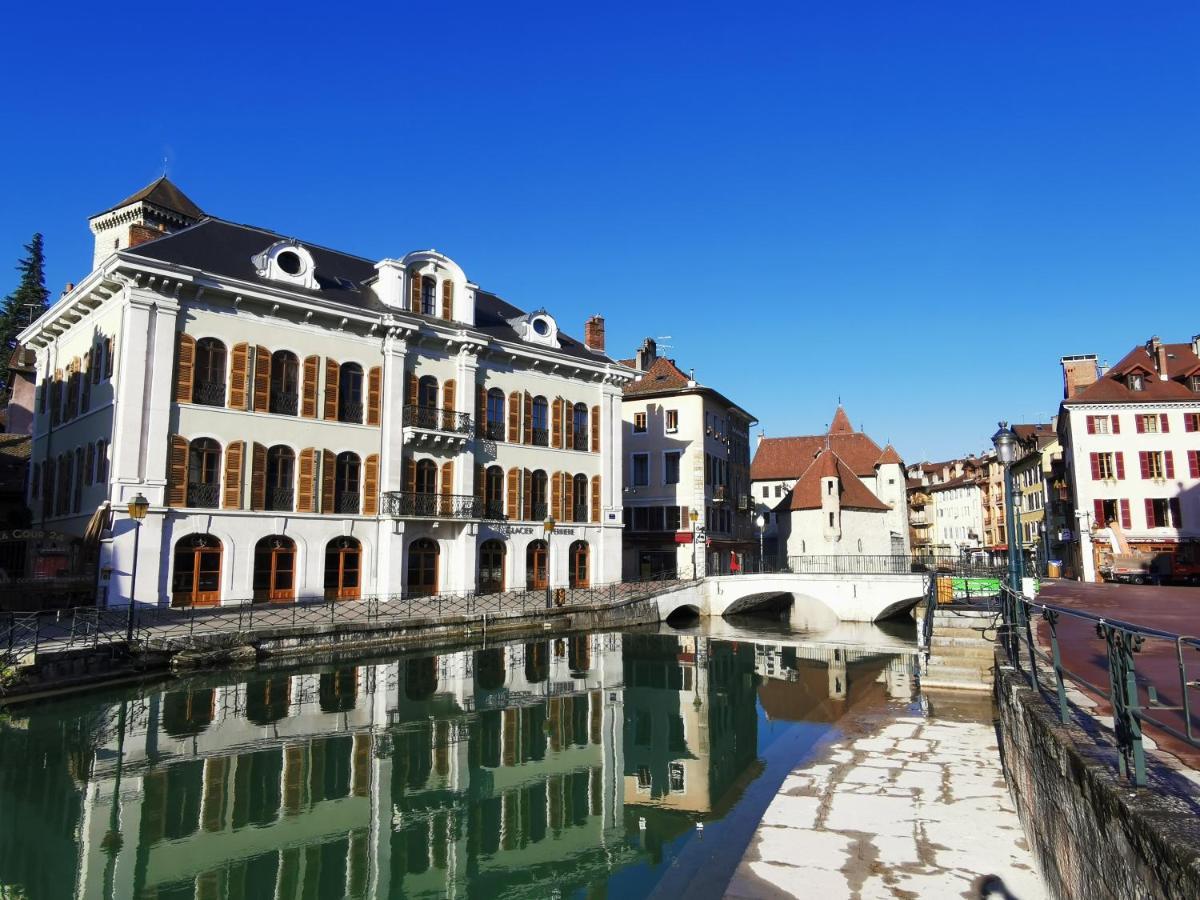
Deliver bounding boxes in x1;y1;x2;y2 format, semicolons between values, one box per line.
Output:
994;652;1200;899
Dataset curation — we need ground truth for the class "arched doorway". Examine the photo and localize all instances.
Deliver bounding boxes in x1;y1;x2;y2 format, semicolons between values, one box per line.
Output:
407;538;439;596
172;533;222;607
324;537;361;600
253;535;296;603
569;540;589;589
526;540;548;591
478;539;505;593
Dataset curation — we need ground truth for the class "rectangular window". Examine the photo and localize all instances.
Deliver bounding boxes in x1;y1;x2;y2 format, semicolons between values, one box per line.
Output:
775;484;783;498
1146;498;1171;528
632;506;649;530
633;412;647;433
1139;414;1159;434
632;453;649;487
1088;415;1111;435
761;485;769;498
647;506;665;532
665;409;678;433
666;506;681;531
1139;451;1167;480
664;451;681;485
1186;413;1200;432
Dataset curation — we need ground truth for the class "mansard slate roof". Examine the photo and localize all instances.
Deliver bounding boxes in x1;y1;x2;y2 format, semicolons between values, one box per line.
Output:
751;407;886;479
122;217;613;363
96;176;204;220
1069;342;1200;404
781;448;890;512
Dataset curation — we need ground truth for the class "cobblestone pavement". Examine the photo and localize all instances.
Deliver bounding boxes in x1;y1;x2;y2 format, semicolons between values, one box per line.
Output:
726;709;1044;900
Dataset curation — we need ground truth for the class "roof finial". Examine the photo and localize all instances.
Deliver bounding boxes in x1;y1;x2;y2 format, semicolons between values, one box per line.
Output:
162;154;169;178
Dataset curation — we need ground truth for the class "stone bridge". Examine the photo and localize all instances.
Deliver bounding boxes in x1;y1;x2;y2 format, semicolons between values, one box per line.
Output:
649;572;927;626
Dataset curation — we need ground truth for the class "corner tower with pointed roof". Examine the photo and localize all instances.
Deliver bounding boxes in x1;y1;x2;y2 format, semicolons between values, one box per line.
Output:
88;177;204;270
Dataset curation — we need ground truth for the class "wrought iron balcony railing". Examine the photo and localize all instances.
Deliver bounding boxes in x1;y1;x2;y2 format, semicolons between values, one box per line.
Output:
338;401;364;425
572;433;589;451
187;481;220;508
403;405;473;434
571;505;589;523
192;381;226;407
266;487;294;512
335;493;361;515
382;491;481;519
481;501;506;521
531;427;549;447
478;421;506;441
270;390;298;416
529;502;548;522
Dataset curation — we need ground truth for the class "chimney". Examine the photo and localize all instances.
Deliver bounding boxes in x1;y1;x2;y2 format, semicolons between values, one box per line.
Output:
584;315;605;352
1148;335;1169;380
371;259;406;309
1192;334;1200;357
128;223;163;249
634;338;657;372
757;429;766;450
1060;354;1099;399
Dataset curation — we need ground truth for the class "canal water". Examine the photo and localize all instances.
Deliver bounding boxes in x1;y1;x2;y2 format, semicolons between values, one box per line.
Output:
0;620;919;899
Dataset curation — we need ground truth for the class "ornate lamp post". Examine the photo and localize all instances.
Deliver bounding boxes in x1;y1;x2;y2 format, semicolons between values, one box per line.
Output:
689;509;700;579
755;513;766;572
991;423;1024;589
125;493;149;642
543;514;555;608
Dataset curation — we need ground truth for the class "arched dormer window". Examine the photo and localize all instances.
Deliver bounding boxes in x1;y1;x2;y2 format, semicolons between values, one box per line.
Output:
420;277;436;315
252;241;319;290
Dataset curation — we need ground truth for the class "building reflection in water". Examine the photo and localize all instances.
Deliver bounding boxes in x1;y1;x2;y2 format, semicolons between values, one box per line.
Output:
0;631;915;899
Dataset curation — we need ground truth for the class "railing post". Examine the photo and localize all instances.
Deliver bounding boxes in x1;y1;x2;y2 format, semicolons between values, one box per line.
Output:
1043;608;1070;724
1099;622;1147;787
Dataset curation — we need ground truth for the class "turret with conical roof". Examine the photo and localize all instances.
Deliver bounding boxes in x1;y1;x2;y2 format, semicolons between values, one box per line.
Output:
88;177;204;270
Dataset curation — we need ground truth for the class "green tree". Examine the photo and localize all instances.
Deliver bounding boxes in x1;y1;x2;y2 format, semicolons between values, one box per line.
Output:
0;233;49;398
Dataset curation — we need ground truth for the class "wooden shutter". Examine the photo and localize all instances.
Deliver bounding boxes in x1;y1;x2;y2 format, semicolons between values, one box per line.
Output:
477;385;487;432
174;333;195;403
409;271;421;312
223;441;244;509
407;372;418;409
476;465;485;504
363;454;379;515
440;461;454;515
591;405;600;452
523;392;533;443
1190;451;1200;479
1136;416;1145;434
591;475;601;523
404;457;416;494
1112;415;1121;434
1093;499;1105;525
167;435;188;507
324;359;340;420
561;473;571;521
1089;453;1100;480
1170;497;1183;528
367;366;382;426
1165;451;1175;479
1120;499;1131;529
1086;415;1095;434
551;399;563;449
441;280;454;319
1144;499;1155;527
253;346;270;412
300;355;319;418
508;391;521;442
1115;452;1125;480
523;469;532;520
551;472;562;522
507;467;520;518
321;450;336;512
105;336;115;378
229;343;249;409
298;449;316;512
1161;413;1170;433
1139;452;1150;479
443;379;457;428
251;443;267;510
565;402;574;451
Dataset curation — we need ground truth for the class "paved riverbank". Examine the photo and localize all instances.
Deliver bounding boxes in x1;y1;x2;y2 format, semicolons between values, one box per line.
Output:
727;702;1044;899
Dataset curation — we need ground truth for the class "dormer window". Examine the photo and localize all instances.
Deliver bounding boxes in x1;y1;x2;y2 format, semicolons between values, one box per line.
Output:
420;277;436;315
1190;375;1200;393
532;317;550;336
508;310;561;348
253;241;318;290
276;250;303;275
1128;373;1144;391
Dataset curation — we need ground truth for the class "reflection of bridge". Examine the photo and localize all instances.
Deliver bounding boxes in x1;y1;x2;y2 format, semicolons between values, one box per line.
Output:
650;572;928;625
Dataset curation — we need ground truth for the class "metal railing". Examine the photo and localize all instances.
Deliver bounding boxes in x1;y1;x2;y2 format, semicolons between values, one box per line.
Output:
996;582;1200;787
338;401;365;425
381;491;481;519
269;390;298;416
571;505;589;523
775;554;1007;576
403;405;473;434
478;421;505;441
573;433;589;451
192;380;225;406
531;427;549;447
265;487;294;512
334;493;360;515
481;501;506;521
186;482;220;509
2;608;131;686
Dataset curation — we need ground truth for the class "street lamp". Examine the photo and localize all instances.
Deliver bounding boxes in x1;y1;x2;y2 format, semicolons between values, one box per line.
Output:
125;493;149;642
755;513;766;573
689;509;700;580
991;423;1024;589
543;514;555;608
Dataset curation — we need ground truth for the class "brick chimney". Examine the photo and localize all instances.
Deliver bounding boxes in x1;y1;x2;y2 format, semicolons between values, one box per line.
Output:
584;315;605;352
634;338;657;372
128;222;165;249
1060;354;1099;399
1147;335;1169;380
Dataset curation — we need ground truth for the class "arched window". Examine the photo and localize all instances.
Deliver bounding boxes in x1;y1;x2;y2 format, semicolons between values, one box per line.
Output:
420;276;436;315
572;474;588;523
413;375;439;429
572;403;589;451
484;466;504;519
407;537;438;596
266;446;295;511
324;537;361;600
187;438;221;508
479;539;505;593
172;533;222;607
193;338;226;406
530;470;548;520
253;535;296;603
531;396;549;446
486;388;506;441
569;540;589;589
526;540;548;591
335;452;361;514
338;363;364;424
269;350;299;415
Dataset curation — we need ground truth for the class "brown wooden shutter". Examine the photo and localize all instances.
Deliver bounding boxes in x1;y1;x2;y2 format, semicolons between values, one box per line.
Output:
174;333;195;403
324;359;340;420
407;372;418;409
404;456;416;494
363;454;379;515
409;271;421;312
442;379;457;429
565;402;575;451
523;469;533;520
551;399;563;449
561;473;571;521
229;343;249;409
551;472;562;523
477;385;487;432
524;392;533;443
441;280;454;319
508;391;521;442
223;441;244;509
252;346;270;412
302;355;320;418
508;467;520;518
321;450;336;512
167;435;188;507
476;465;485;504
591;405;600;453
298;449;316;512
367;366;382;426
440;461;454;515
251;443;267;510
591;475;601;523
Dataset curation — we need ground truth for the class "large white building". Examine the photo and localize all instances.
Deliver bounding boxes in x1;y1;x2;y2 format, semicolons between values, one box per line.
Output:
1058;337;1200;581
20;179;633;607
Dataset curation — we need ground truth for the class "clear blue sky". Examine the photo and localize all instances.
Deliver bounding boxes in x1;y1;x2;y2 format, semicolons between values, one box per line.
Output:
3;2;1198;462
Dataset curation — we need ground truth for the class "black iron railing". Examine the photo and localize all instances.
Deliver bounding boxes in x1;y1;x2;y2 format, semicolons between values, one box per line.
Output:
481;501;506;521
529;502;548;522
187;482;220;508
270;390;298;416
335;493;360;515
192;381;225;406
266;487;294;512
338;401;364;424
382;491;481;519
478;421;505;441
531;427;549;447
778;554;1007;577
571;505;589;523
403;405;472;434
573;433;589;451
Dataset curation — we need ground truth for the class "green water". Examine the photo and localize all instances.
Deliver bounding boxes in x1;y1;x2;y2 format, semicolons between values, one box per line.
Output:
0;625;916;899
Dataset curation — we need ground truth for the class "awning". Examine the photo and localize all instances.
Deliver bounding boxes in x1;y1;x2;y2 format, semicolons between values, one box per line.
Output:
82;502;111;548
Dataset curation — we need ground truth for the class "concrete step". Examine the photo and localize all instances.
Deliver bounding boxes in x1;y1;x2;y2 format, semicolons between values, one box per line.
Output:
920;663;995;685
924;626;1001;641
930;635;1000;649
925;657;995;674
929;641;997;657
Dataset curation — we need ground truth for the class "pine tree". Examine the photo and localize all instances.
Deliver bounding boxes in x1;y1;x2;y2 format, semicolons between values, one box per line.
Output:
0;234;49;398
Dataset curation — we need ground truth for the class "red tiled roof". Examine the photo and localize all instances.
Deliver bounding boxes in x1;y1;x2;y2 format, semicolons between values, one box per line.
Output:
829;406;854;434
623;356;691;396
1069;342;1200;405
927;472;982;493
875;444;904;467
783;448;890;512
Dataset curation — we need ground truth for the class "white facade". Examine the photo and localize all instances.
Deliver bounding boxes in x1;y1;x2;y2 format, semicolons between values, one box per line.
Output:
21;189;632;608
927;481;984;555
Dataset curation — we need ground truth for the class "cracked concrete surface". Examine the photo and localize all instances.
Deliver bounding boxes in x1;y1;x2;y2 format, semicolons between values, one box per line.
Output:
726;711;1045;899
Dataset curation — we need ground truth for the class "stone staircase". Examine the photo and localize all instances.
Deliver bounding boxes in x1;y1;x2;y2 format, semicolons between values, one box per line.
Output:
915;605;1000;692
